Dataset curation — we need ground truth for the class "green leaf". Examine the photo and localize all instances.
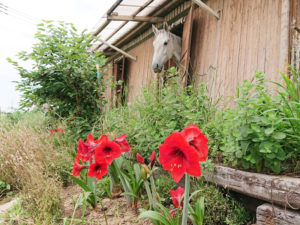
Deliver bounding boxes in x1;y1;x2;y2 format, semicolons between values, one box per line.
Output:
138;211;172;225
273;132;286;140
264;127;274;135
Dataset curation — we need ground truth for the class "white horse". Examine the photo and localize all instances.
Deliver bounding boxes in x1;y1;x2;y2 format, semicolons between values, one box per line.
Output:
152;23;182;73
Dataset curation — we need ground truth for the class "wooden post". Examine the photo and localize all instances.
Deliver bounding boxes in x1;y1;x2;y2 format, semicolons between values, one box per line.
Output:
192;0;219;19
97;38;137;61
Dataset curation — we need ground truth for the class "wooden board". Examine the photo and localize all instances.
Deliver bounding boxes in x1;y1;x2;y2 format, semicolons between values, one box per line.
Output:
290;0;300;71
180;5;194;86
256;203;300;225
203;165;300;210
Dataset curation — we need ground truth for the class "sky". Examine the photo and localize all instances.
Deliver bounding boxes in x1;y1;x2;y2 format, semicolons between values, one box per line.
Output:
0;0;112;112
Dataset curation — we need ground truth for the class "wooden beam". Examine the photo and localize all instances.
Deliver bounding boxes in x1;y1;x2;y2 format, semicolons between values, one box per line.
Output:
107;15;164;23
192;0;219;19
95;0;155;50
203;165;300;210
256;204;300;225
92;0;123;37
98;38;137;61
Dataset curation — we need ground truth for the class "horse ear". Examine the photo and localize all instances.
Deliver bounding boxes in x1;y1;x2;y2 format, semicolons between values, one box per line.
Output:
152;24;159;36
163;22;169;31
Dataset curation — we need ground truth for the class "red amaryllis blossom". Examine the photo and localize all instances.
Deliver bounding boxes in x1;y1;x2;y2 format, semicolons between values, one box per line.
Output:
72;157;87;177
159;132;202;182
169;209;177;218
136;153;145;165
77;134;105;163
170;186;185;208
95;135;121;165
87;161;108;180
114;134;130;152
181;124;208;161
150;151;156;168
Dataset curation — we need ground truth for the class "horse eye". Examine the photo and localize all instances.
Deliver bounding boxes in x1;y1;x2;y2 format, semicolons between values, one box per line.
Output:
164;41;168;46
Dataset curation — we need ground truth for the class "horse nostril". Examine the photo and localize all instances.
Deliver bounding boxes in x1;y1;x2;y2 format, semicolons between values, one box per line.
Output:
156;64;159;68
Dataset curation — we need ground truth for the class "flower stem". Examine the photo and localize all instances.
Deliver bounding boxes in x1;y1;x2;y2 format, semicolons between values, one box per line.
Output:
97;197;108;225
181;174;190;225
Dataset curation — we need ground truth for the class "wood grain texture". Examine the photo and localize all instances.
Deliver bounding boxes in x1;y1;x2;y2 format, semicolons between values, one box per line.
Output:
290;0;300;71
256;203;300;225
203;165;300;210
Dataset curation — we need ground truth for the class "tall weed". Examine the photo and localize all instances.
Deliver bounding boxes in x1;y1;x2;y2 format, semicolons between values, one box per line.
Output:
0;111;72;223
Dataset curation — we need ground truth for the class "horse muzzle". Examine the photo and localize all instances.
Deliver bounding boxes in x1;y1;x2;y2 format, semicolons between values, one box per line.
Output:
152;63;162;73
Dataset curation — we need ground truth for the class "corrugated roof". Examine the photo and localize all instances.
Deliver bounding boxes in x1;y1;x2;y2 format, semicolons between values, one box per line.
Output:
90;0;168;52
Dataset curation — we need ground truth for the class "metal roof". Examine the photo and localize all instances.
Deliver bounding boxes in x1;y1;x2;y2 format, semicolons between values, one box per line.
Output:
90;0;169;52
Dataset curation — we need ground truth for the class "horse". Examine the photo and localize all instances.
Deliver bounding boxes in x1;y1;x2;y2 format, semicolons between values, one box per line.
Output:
152;22;182;73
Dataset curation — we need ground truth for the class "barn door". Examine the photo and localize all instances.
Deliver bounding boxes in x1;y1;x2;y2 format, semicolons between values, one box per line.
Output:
114;56;127;107
180;4;194;86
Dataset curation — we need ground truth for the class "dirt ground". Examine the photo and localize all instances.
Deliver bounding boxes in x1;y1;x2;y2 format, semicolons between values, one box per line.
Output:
62;185;152;225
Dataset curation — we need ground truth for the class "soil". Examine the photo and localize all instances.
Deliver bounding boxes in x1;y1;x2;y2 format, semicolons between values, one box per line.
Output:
62;185;152;225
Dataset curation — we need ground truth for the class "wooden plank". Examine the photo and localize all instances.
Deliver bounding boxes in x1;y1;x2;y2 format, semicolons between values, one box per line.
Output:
279;0;290;75
180;5;194;86
107;15;164;23
203;165;300;210
290;0;300;71
256;203;300;225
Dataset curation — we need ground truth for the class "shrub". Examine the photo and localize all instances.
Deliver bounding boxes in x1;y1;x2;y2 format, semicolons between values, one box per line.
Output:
102;75;217;158
191;179;251;225
216;72;298;173
154;174;176;205
7;21;109;134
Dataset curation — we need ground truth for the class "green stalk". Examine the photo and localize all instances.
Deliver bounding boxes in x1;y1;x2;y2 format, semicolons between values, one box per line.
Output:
97;197;108;225
112;161;131;205
181;174;190;225
144;180;153;209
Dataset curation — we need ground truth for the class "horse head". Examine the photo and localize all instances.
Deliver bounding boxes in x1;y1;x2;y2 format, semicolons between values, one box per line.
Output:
152;22;181;73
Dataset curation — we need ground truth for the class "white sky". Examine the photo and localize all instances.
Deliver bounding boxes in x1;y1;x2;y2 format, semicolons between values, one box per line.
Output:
0;0;112;112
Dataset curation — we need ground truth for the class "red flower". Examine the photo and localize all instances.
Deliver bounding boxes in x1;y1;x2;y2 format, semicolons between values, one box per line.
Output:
72;157;87;177
159;132;202;183
77;134;105;163
114;134;130;152
181;124;208;161
150;151;156;168
169;209;177;218
170;186;185;208
77;138;93;163
95;135;121;165
136;153;145;165
50;128;65;135
87;161;108;180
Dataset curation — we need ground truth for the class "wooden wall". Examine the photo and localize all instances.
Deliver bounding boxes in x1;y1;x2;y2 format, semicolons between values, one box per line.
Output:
105;0;299;105
125;37;156;104
190;0;290;102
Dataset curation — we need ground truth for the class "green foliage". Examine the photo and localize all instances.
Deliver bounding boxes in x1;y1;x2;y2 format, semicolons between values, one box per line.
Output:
189;197;204;225
274;67;300;149
191;179;251;225
103;76;216;158
155;174;176;205
217;72;298;173
7;21;108;129
0;179;10;197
